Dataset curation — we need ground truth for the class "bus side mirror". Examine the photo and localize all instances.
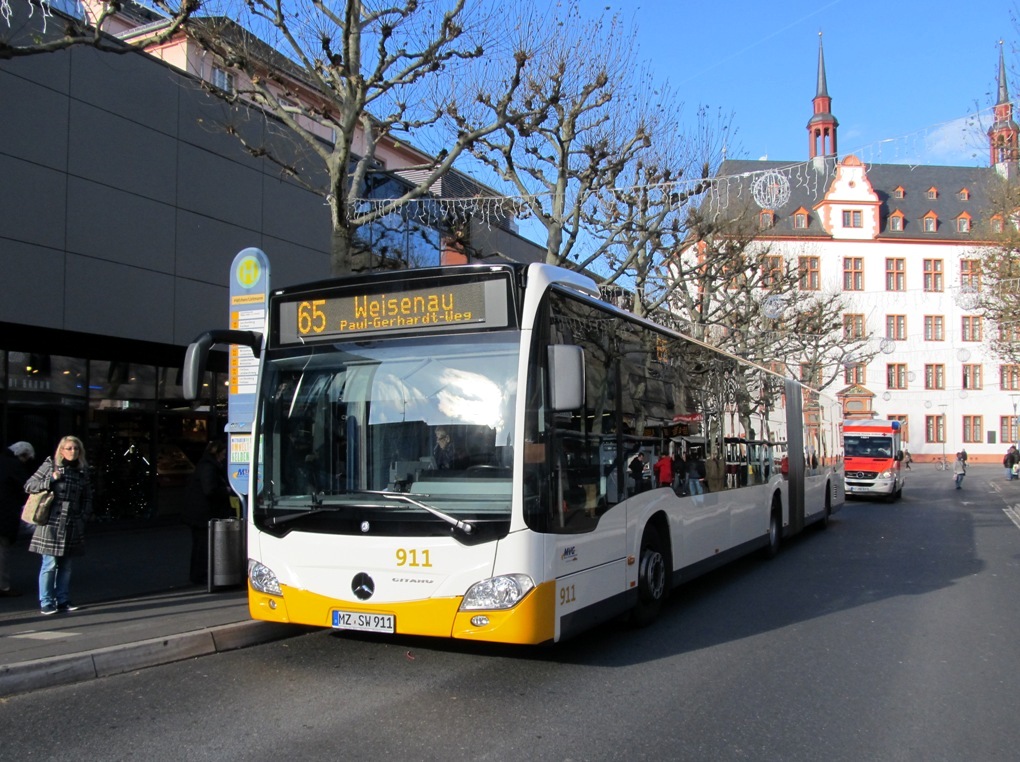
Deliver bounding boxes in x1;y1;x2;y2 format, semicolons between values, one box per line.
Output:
895;451;903;461
183;329;263;400
548;344;585;411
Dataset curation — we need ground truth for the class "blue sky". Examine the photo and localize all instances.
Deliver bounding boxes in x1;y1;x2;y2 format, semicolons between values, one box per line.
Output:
595;0;1018;167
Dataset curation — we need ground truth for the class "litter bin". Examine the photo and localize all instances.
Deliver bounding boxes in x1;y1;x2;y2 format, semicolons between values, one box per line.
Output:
208;518;245;590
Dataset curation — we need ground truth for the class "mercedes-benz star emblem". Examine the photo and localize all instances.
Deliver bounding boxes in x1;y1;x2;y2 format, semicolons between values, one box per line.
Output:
352;573;375;600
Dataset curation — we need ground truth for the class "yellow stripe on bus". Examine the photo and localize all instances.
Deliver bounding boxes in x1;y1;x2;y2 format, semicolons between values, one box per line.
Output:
248;579;557;645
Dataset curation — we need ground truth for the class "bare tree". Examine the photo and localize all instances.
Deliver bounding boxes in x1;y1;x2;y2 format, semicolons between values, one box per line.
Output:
978;172;1020;362
1;0;198;57
180;0;532;274
462;1;653;268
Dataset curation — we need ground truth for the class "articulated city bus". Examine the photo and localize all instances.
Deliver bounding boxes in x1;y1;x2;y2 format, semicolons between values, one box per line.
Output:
185;263;844;644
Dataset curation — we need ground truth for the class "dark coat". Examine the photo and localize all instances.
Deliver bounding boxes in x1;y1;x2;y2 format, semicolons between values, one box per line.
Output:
182;451;232;527
0;449;31;542
26;457;93;557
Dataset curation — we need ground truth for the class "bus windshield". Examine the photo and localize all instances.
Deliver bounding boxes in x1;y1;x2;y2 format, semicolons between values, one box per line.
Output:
254;331;520;536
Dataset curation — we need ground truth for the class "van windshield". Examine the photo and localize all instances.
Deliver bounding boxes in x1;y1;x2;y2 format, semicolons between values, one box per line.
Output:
844;436;893;458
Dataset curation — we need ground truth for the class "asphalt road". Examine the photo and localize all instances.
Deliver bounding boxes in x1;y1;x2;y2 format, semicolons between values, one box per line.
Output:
3;465;1019;761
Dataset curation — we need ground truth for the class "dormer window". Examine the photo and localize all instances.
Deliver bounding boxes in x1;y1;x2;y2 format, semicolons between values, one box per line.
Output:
889;210;905;232
759;210;775;229
923;212;938;233
958;188;970;201
957;212;972;233
792;207;810;229
926;187;938;200
894;186;905;199
993;216;1005;233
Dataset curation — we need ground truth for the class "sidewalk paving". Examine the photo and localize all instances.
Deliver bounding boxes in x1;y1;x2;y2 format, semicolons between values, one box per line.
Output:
0;522;302;698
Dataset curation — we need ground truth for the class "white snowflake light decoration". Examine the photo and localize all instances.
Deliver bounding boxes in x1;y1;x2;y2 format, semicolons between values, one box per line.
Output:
751;170;791;209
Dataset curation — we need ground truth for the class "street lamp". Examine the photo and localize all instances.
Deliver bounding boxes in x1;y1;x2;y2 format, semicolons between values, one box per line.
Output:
938;403;948;464
1011;394;1020;448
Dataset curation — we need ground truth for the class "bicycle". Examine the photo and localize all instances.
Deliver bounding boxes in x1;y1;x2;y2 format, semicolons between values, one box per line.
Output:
934;457;950;471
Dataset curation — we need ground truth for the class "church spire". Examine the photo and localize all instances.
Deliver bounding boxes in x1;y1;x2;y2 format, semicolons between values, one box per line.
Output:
989;41;1019;166
807;32;838;159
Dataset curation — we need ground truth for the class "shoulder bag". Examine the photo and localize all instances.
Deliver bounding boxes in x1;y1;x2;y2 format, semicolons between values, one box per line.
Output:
21;490;55;525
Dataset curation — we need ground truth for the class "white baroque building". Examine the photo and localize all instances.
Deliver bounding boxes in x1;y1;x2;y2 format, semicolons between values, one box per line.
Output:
711;40;1020;464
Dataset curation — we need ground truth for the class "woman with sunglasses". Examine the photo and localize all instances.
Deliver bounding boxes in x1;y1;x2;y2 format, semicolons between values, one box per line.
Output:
25;435;93;615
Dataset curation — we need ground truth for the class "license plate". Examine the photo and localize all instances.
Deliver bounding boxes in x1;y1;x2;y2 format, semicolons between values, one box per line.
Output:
332;610;395;634
847;486;867;493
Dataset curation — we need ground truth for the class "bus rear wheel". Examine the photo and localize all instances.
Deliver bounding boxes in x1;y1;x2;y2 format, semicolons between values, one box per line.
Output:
764;506;781;558
632;524;668;627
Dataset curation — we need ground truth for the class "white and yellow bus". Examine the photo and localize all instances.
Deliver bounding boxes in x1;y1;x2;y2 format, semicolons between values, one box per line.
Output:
186;263;844;644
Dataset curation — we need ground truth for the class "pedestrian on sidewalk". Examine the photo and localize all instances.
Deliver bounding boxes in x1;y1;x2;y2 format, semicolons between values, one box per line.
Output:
653;452;673;489
1003;445;1018;480
953;451;967;490
183;440;233;585
0;441;35;597
26;436;92;615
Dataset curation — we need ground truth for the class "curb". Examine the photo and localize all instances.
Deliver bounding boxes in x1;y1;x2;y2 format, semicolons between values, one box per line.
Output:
0;620;302;699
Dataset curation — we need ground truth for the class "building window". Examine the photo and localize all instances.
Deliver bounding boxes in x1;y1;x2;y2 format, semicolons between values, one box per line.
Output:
957;217;971;233
993;217;1005;234
1000;324;1020;343
759;210;775;229
889;215;903;232
961;316;982;342
842;210;863;228
962;364;983;390
924;364;945;390
889;415;909;443
886;314;906;340
963;416;983;444
794;212;808;229
798;256;820;290
958;188;970;201
843;257;863;291
845;364;866;385
1002;416;1019;445
923;259;944;292
761;255;783;286
1001;364;1020;390
923;215;937;232
927;187;938;199
885;258;906;291
887;363;908;390
926;415;946;444
844;314;866;339
894;187;905;199
961;259;981;289
211;66;235;94
923;315;945;341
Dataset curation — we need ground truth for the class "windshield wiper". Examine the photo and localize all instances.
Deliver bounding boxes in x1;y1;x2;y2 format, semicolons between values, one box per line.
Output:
376;492;476;536
264;490;475;536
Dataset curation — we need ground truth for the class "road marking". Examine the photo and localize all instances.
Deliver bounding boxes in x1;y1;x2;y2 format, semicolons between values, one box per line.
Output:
9;631;81;641
1004;505;1020;530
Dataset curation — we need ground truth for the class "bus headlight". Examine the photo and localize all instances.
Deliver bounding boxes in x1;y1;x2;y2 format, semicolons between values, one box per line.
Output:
249;560;282;596
460;574;535;611
879;469;893;479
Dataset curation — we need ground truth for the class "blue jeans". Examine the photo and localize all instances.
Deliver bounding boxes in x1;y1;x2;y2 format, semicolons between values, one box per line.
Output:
687;477;704;495
39;554;73;608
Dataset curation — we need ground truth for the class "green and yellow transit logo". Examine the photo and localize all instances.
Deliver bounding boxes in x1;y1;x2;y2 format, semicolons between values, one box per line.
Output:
235;256;262;289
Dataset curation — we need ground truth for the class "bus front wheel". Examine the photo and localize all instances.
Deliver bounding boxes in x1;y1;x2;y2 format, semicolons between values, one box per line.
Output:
632;524;668;627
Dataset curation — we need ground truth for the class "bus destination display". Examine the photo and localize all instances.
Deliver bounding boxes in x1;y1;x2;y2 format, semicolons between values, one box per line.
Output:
277;278;510;343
